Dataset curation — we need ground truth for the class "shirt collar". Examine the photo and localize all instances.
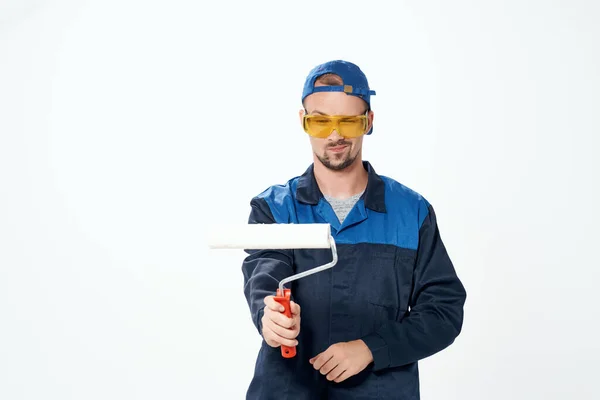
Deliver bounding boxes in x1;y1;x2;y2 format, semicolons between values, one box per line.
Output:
296;160;387;213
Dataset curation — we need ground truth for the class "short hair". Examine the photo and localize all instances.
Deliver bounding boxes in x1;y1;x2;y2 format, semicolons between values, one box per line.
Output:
315;73;344;86
307;73;370;112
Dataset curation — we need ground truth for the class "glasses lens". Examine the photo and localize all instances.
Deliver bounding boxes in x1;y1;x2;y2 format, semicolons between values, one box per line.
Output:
338;116;367;138
305;116;334;138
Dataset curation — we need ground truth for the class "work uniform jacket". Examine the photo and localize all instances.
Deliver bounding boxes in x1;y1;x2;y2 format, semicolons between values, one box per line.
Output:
242;161;466;400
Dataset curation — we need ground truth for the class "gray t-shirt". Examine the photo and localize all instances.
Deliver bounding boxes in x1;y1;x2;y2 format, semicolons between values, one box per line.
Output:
324;191;364;224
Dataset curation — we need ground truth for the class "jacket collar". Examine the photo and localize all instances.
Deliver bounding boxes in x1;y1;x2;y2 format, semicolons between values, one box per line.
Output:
296;160;387;213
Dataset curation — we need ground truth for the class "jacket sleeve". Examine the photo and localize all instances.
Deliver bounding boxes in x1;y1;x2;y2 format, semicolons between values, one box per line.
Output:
241;197;295;336
361;202;467;371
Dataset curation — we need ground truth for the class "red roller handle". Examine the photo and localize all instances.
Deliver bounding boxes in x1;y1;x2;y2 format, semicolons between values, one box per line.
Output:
273;288;296;358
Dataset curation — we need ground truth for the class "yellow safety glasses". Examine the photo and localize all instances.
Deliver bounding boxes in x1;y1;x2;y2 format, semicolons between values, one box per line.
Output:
302;113;369;139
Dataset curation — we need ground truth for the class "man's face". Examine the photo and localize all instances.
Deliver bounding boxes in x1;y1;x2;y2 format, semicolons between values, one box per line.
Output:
300;91;373;171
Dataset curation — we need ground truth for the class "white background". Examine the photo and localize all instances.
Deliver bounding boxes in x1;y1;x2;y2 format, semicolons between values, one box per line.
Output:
1;1;599;399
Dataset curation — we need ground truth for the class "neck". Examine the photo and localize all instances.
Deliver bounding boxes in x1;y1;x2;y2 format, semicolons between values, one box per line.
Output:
313;156;368;199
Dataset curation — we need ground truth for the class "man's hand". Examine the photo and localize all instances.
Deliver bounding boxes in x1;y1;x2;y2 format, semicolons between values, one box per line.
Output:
309;340;374;383
261;295;301;348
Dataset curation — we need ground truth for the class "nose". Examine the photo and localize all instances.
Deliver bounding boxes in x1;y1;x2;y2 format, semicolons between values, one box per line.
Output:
327;128;344;141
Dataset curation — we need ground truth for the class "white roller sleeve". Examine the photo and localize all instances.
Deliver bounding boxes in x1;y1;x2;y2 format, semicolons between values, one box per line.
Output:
206;223;332;249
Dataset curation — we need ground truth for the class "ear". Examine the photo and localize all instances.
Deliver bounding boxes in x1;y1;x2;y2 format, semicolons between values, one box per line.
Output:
298;108;305;125
367;110;374;132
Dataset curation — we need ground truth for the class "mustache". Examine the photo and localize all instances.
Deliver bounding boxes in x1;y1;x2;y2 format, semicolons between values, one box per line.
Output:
327;140;351;148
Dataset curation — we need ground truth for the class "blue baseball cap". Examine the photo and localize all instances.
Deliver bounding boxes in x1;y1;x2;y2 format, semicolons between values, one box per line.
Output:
301;60;376;135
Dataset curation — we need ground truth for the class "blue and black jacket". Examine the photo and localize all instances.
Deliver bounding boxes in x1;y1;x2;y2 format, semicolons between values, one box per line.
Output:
242;161;466;400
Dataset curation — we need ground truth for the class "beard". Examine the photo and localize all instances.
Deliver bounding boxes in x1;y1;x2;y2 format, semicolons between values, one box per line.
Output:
316;140;357;171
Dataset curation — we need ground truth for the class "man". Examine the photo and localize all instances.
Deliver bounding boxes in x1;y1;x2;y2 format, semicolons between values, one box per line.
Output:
242;60;466;399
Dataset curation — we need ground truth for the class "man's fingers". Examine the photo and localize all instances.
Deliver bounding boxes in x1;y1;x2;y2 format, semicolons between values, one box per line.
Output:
265;309;296;329
262;326;279;348
262;326;280;347
333;369;353;383
318;356;338;376
326;364;346;382
268;319;300;340
309;353;321;367
312;351;333;371
263;326;298;348
265;296;302;317
263;296;285;312
290;301;301;316
277;336;298;348
292;315;301;330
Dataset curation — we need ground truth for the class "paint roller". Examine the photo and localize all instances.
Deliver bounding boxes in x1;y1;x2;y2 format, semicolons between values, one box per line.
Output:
207;223;338;358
